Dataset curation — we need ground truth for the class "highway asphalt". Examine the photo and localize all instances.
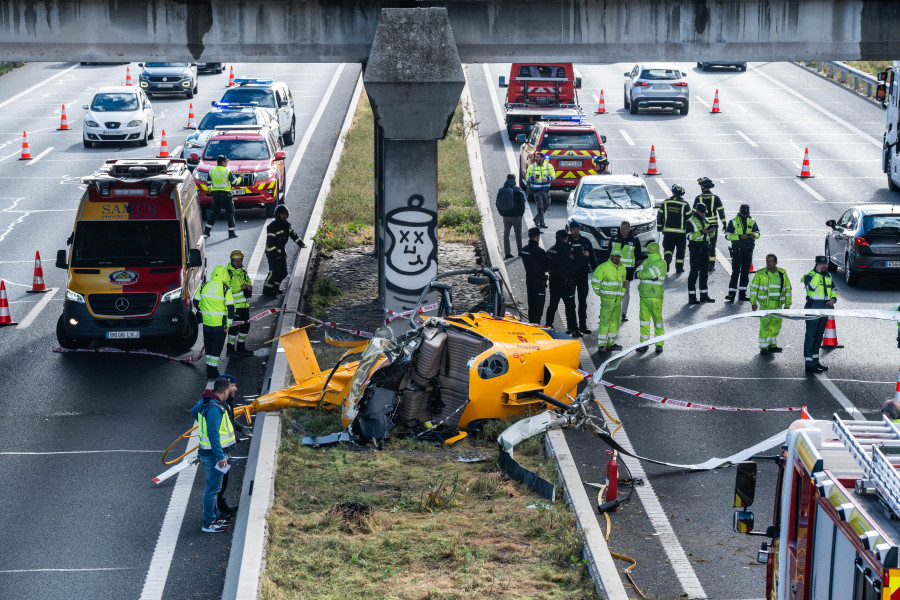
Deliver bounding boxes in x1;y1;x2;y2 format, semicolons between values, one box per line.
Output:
469;61;900;599
0;61;360;600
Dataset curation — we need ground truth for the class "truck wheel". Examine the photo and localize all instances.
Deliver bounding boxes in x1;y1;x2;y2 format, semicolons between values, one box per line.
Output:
889;157;900;191
170;311;199;354
56;315;89;350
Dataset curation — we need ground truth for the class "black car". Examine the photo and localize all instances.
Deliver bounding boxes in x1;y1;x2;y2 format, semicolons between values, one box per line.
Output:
825;205;900;286
138;62;198;98
197;62;223;74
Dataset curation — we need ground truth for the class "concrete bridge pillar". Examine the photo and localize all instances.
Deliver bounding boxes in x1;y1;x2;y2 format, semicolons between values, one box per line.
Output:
363;8;465;332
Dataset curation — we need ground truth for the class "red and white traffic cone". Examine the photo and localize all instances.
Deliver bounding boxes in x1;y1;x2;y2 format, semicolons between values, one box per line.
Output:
801;406;811;420
0;280;16;327
57;104;70;131
185;103;195;129
227;65;235;87
798;147;813;178
19;130;32;160
596;89;606;114
125;66;132;86
26;251;49;293
822;317;843;348
645;145;660;176
893;367;900;403
710;89;721;113
158;129;169;158
749;262;755;273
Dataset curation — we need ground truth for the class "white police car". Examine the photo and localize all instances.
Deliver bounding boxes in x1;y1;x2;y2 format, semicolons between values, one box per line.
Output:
82;86;154;148
218;78;296;145
182;102;278;170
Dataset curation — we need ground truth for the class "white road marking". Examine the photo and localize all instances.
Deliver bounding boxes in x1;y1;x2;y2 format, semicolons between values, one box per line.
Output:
653;177;670;196
16;287;58;329
0;64;80;110
815;373;865;421
716;247;733;275
795;179;827;202
169;145;182;158
616;374;894;384
619;129;635;146
695;96;711;108
736;130;758;147
0;449;159;455
0;568;138;574
26;147;53;165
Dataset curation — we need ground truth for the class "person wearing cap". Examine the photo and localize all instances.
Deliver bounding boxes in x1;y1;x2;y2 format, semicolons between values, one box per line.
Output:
803;255;836;374
521;226;551;324
545;229;578;335
609;220;642;322
567;220;598;335
750;254;792;354
263;204;306;297
526;152;556;229
694;177;727;271
214;374;252;515
191;377;236;532
657;184;692;273
592;249;627;352
496;173;528;259
725;204;761;302
226;250;253;357
685;203;715;304
634;241;666;353
592;154;611;175
204;155;242;239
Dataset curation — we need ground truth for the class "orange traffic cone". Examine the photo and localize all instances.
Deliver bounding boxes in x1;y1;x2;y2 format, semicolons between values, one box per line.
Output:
19;131;32;160
27;251;49;293
227;65;235;87
710;89;721;113
158;129;169;158
185;103;195;129
125;66;132;86
645;145;660;176
893;366;900;403
596;89;606;114
822;317;843;348
798;147;813;178
801;406;811;420
57;104;70;130
749;263;755;273
0;280;16;327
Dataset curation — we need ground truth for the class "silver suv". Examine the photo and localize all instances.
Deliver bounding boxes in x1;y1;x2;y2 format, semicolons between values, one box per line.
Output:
219;78;296;145
624;63;690;115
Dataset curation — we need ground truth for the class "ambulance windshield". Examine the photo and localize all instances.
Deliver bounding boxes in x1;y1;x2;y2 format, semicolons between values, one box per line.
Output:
72;220;181;267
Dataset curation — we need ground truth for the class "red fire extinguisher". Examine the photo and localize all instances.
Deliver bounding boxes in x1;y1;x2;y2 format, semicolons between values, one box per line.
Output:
605;450;618;512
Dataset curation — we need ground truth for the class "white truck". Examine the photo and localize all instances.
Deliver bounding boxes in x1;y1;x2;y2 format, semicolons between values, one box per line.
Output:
878;63;900;191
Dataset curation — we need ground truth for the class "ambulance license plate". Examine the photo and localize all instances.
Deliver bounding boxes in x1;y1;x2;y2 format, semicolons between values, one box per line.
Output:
887;261;900;268
107;331;139;339
559;160;581;167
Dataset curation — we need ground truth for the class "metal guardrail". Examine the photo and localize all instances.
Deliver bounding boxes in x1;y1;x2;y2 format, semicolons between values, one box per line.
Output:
802;60;880;100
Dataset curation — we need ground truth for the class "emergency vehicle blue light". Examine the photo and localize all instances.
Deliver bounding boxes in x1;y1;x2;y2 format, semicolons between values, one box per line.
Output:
212;101;258;109
541;115;587;123
233;78;273;86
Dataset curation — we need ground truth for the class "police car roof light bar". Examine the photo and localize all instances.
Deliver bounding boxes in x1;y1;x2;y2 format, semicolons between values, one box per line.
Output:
541;115;588;124
212;125;266;132
212;101;259;109
233;78;273;86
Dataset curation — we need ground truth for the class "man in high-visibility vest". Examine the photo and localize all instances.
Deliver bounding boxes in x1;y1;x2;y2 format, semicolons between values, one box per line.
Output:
656;184;691;273
592;249;627;352
750;253;792;355
634;241;666;353
609;220;642;322
694;177;727;271
191;377;237;533
685;203;715;304
526;152;555;229
203;155;242;239
198;265;234;380
725;204;760;302
226;250;253;358
803;255;836;374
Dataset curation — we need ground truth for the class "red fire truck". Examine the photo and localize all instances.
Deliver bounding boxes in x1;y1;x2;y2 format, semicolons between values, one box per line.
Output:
732;415;900;599
499;63;584;141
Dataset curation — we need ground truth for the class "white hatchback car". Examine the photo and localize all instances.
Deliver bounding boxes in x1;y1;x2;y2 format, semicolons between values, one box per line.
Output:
82;86;155;148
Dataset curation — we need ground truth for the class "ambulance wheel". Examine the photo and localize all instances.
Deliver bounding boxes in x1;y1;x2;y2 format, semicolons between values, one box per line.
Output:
56;315;89;350
170;311;199;354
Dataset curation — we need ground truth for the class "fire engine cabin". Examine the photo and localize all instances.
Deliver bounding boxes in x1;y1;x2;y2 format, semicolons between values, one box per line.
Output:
518;118;608;194
733;416;900;600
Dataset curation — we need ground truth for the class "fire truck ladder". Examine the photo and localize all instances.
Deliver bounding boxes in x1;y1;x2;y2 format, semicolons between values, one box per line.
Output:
834;415;900;518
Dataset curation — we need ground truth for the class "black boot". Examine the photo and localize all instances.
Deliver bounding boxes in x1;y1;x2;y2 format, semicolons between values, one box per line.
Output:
738;293;750;302
675;266;684;274
206;365;219;380
688;294;700;305
203;226;211;238
228;230;238;239
226;344;240;357
700;294;715;303
725;294;736;303
237;342;253;356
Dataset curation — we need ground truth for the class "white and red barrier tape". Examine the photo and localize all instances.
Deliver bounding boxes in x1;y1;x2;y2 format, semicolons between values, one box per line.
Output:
383;302;441;324
52;345;206;363
233;307;376;339
598;379;805;413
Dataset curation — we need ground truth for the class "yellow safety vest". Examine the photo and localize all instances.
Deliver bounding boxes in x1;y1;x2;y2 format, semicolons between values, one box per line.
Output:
227;264;251;309
611;239;636;268
198;280;234;327
197;402;236;450
209;165;233;192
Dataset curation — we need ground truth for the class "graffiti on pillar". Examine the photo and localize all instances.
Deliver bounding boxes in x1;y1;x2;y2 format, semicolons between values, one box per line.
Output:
384;194;438;310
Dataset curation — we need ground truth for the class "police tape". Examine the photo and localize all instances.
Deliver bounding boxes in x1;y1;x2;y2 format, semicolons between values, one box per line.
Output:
597;378;807;413
233;307;376;339
384;302;441;324
52;345;206;363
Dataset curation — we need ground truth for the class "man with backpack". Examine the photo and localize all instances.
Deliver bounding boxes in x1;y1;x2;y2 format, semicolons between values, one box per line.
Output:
496;173;527;259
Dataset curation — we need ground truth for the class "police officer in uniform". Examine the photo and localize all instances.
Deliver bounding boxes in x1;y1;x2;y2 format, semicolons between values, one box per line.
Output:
204;155;242;239
567;220;598;335
803;255;836;374
526;151;556;229
657;184;692;273
198;266;235;380
521;227;551;324
262;205;306;297
545;229;578;335
226;250;253;357
694;177;727;271
685;203;715;304
725;204;761;302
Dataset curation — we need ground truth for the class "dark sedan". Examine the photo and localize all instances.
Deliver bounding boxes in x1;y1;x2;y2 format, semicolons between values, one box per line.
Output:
825;205;900;286
197;62;224;74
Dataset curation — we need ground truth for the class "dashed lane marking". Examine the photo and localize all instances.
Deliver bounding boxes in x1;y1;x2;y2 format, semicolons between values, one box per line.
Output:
795;179;827;203
0;64;80;110
0;568;138;574
736;130;758;147
619;129;635;146
26;147;53;165
16;287;58;330
815;373;865;421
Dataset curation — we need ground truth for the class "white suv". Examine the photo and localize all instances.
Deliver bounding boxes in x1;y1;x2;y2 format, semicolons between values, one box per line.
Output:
624;63;690;115
82;86;154;148
218;78;296;145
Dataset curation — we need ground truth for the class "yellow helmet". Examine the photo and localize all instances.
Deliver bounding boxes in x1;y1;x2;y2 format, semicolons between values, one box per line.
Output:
230;250;244;260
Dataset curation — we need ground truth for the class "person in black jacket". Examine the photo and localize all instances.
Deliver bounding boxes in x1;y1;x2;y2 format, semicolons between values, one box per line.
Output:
262;205;307;297
566;220;598;335
496;174;527;259
545;229;579;336
521;227;551;324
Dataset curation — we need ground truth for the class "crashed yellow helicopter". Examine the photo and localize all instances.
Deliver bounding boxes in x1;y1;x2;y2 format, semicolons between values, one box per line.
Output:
164;268;584;462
